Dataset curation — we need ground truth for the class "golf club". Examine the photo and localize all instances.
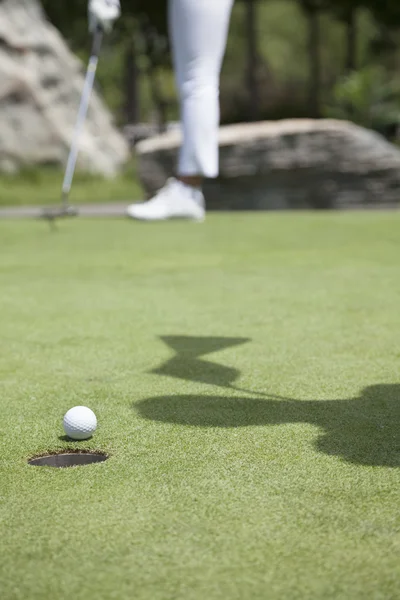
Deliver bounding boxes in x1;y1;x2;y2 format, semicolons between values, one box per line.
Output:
41;26;104;225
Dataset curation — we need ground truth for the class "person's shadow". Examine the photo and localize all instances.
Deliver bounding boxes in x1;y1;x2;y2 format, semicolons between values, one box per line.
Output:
135;336;400;468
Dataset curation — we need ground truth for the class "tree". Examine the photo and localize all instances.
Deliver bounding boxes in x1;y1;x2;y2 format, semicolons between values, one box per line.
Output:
366;0;400;28
41;0;169;126
243;0;261;121
41;0;87;47
331;0;362;72
298;0;331;118
41;0;168;38
298;0;364;117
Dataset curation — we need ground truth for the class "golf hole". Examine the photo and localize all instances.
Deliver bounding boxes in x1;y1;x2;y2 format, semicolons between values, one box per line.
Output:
28;450;108;468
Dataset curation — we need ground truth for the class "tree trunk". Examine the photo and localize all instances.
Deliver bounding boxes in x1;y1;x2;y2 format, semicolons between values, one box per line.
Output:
148;66;168;133
306;6;322;118
245;0;260;121
124;37;140;124
345;8;357;72
140;19;168;132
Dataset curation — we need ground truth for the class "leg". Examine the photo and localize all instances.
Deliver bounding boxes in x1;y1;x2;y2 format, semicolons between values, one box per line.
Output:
126;0;233;221
170;0;234;181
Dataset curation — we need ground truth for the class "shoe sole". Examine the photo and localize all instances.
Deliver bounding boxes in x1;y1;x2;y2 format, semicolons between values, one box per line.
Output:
125;211;205;223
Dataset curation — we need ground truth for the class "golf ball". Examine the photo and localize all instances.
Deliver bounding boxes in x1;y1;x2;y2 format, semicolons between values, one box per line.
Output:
63;406;97;440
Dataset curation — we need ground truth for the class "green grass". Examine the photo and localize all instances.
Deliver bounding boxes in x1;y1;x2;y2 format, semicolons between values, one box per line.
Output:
0;164;142;208
0;213;399;600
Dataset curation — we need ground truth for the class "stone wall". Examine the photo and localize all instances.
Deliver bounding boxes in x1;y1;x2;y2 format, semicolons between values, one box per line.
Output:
136;119;400;209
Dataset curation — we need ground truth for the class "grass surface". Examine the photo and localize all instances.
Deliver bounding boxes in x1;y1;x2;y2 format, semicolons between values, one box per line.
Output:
0;165;142;208
0;213;399;600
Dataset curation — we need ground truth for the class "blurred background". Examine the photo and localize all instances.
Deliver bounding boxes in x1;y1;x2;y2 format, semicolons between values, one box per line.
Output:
1;0;400;209
44;0;400;134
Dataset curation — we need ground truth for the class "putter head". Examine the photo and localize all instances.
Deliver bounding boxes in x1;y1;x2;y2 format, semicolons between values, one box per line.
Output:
41;205;79;222
40;205;79;230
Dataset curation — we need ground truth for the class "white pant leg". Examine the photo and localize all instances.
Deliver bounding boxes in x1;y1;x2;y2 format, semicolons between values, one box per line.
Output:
169;0;234;178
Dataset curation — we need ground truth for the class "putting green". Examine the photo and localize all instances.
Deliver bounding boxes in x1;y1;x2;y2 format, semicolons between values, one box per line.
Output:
0;213;399;600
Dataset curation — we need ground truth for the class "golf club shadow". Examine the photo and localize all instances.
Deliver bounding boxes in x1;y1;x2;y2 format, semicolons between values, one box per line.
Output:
134;384;400;468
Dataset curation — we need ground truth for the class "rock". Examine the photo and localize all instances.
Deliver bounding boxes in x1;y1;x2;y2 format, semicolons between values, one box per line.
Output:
123;122;181;148
136;119;400;209
0;0;129;175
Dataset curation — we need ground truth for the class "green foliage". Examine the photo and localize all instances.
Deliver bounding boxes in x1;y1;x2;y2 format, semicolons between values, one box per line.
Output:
39;1;400;128
122;0;167;33
328;66;400;129
41;0;88;47
41;0;168;39
367;0;400;28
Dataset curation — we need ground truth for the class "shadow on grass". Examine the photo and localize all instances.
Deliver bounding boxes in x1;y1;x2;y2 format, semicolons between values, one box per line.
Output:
135;385;400;467
58;435;91;442
138;337;400;467
150;335;251;387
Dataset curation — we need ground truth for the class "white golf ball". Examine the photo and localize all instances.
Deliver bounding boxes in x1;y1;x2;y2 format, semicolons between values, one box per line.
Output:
63;406;97;440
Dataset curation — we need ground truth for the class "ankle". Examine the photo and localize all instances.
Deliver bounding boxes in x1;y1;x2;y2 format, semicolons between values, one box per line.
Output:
177;175;203;189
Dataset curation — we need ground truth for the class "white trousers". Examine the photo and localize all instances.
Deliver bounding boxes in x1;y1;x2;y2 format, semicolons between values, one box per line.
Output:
169;0;234;178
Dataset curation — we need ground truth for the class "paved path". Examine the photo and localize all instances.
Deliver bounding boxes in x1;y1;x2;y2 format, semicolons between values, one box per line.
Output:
1;203;399;220
0;203;130;219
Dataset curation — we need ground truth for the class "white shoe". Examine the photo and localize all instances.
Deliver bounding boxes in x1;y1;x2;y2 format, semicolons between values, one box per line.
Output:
126;178;205;222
